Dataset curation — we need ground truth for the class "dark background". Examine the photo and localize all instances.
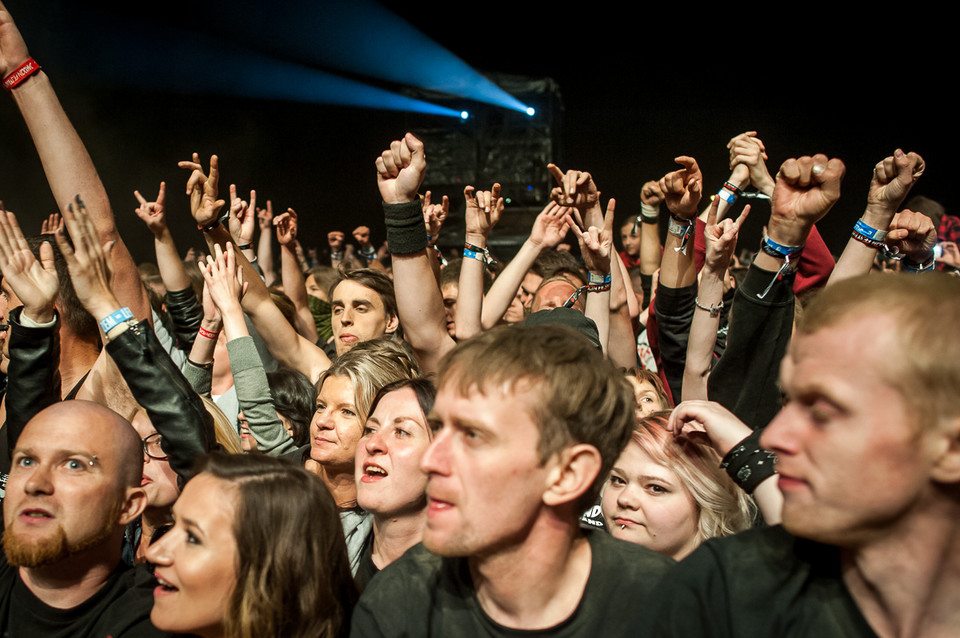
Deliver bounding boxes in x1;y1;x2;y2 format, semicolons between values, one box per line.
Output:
0;0;952;263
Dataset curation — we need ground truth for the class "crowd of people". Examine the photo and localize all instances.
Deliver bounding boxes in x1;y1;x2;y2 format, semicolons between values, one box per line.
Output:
0;2;959;637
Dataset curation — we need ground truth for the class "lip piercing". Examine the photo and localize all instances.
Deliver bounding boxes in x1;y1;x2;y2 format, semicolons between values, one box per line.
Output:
620;524;626;530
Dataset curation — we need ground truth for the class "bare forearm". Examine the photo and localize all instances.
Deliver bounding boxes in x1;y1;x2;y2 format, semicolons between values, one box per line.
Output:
682;268;724;402
257;230;275;283
455;252;484;340
828;208;894;287
280;243;318;342
481;239;540;329
393;250;455;372
154;229;192;292
205;225;328;379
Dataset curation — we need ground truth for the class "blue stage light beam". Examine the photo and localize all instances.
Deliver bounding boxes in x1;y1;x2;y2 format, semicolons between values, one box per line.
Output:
182;0;534;115
56;9;465;119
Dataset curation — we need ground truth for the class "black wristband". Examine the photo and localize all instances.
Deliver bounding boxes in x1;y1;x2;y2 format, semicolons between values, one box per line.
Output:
720;428;777;494
383;200;428;255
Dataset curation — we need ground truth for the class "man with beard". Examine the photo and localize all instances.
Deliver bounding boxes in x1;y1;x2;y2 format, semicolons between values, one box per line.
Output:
0;400;168;637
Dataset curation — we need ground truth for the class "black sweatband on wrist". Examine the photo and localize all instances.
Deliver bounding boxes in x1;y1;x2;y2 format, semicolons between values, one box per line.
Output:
383;200;428;255
720;428;777;494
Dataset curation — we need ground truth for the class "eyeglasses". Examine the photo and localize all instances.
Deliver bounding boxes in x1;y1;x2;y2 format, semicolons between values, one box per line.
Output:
142;432;168;461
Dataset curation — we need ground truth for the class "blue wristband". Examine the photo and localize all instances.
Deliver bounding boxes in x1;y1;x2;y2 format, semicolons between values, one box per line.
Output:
463;248;484;262
760;235;804;258
588;272;611;285
98;307;133;333
853;219;888;242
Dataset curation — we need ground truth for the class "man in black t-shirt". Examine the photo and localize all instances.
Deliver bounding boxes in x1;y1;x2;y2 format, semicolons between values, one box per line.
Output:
351;321;673;637
648;270;960;636
0;400;167;637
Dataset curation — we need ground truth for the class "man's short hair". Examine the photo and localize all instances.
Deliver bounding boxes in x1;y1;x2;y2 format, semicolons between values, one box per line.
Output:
328;268;398;323
437;324;635;509
800;272;960;427
531;249;587;285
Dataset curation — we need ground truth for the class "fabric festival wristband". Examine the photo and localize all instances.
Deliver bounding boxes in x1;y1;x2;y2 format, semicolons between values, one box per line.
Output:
463;248;484;262
667;215;694;255
3;58;41;91
723;182;744;197
715;189;737;204
853;218;888;242
851;230;886;250
760;235;803;259
198;326;220;340
383;200;428;255
464;242;492;264
99;307;134;334
588;272;611;285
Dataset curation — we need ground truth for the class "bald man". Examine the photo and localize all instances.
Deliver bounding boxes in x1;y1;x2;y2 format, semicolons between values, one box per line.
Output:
0;400;169;637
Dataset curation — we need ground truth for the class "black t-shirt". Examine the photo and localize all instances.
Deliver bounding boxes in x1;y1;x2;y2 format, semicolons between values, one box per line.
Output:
355;531;379;592
350;529;674;637
642;525;878;637
0;557;170;638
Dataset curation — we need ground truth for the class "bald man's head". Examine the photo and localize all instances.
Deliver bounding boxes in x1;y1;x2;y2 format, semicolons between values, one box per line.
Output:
3;400;146;567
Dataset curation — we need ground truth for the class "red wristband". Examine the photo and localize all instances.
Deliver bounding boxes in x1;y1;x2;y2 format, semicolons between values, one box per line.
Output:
198;326;220;340
3;58;41;91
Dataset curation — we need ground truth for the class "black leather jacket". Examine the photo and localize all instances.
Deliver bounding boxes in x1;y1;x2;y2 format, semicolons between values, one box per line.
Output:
105;319;218;484
2;312;216;487
1;307;62;483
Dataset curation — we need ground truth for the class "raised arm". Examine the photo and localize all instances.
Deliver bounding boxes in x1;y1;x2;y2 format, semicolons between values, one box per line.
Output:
199;243;296;456
653;156;703;399
256;199;276;285
709;154;845;429
0;3;148;320
638;180;664;277
274;207;319;341
134;182;192;294
727;131;775;198
377;133;455;373
0;207;61;449
571;199;615;355
683;198;749;401
669;400;782;525
828;149;924;285
178;153;331;381
479;200;571;329
55;196;216;479
455;183;503;341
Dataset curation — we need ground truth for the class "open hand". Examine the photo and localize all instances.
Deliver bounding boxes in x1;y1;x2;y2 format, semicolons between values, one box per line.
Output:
54;195;118;320
40;213;62;235
0;206;58;322
529;201;573;249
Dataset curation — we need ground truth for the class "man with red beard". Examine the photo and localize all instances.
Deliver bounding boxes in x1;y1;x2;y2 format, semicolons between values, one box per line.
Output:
0;401;168;637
